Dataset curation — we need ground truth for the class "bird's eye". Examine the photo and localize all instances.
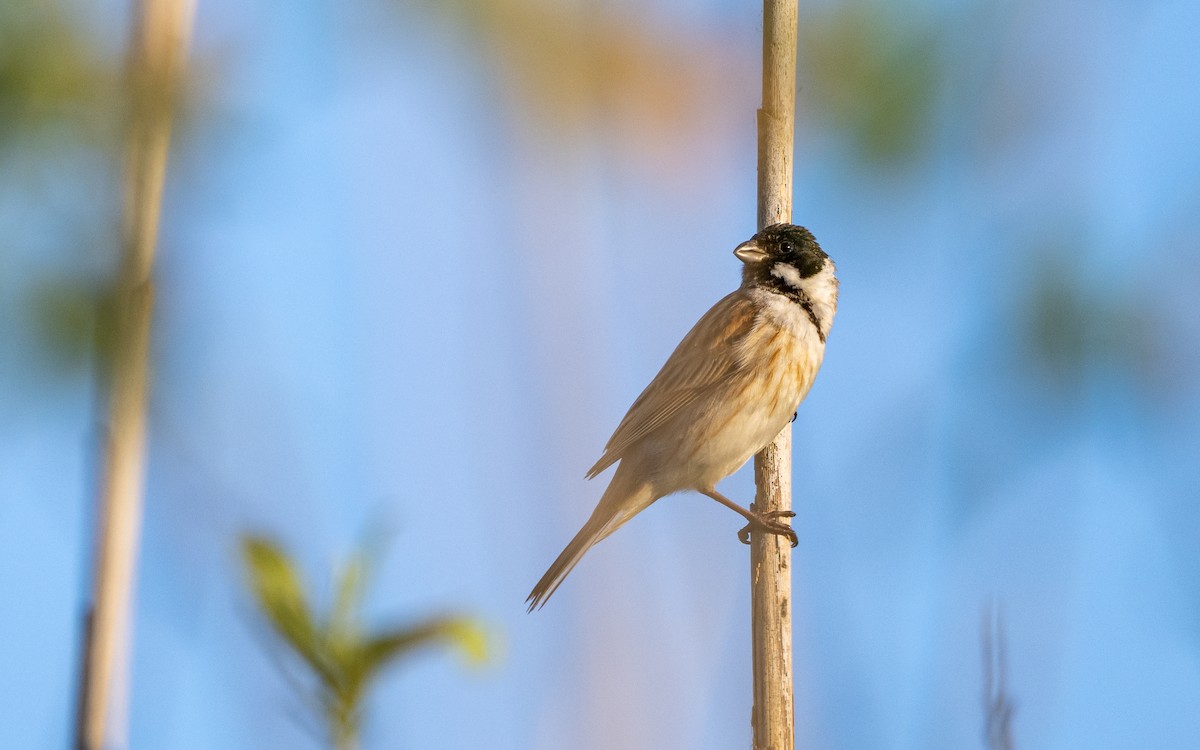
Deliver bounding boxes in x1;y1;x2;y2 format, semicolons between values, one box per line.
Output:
780;240;794;255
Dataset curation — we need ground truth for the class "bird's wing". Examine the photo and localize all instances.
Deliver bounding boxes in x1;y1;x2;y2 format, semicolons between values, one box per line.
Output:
586;290;757;478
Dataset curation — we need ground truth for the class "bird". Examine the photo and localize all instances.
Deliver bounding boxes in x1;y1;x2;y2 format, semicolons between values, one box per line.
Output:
526;223;838;611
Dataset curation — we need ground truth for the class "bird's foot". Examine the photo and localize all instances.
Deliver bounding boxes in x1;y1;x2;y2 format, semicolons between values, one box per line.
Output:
737;504;798;547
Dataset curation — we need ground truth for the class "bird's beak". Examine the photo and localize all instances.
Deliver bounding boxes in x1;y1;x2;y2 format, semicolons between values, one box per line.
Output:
733;239;768;264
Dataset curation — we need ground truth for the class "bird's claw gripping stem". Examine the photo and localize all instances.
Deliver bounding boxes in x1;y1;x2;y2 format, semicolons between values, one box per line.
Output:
737;505;798;547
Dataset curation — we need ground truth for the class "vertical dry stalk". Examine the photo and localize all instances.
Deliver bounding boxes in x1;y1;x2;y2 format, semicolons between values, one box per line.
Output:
750;0;798;747
982;606;1015;750
77;0;195;748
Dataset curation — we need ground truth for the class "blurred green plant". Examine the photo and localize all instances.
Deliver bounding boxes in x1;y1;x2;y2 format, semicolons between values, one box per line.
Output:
1023;249;1164;394
395;0;946;171
1;0;123;387
0;0;118;149
25;277;118;373
1;0;214;383
241;536;489;750
800;1;942;167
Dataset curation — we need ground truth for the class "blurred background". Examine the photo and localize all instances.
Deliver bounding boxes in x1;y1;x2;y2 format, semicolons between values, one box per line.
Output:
3;0;1199;747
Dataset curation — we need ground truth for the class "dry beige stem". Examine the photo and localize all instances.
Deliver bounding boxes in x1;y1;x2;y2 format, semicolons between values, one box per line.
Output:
751;0;799;747
78;1;195;748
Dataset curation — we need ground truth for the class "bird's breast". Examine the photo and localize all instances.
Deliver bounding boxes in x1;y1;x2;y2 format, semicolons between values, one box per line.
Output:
733;316;823;429
660;312;824;491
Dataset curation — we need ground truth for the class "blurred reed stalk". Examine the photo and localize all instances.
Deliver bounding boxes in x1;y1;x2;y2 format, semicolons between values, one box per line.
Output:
750;0;798;747
76;0;195;748
982;606;1015;750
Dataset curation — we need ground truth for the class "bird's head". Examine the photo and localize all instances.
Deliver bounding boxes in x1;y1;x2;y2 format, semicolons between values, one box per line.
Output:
734;223;839;336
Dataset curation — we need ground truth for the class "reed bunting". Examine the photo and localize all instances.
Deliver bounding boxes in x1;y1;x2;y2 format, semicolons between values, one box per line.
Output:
527;224;838;611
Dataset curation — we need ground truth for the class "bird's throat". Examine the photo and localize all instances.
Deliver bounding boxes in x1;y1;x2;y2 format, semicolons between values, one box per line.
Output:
753;277;825;344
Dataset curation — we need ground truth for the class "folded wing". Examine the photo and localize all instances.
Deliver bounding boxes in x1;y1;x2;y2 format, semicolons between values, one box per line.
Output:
586;290;757;478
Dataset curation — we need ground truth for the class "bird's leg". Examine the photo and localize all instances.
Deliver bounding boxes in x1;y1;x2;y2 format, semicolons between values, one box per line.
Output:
737;505;798;547
699;489;798;547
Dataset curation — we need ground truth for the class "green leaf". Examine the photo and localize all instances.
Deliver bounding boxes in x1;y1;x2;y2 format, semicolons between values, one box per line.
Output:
240;536;330;680
329;551;366;642
239;533;492;750
358;616;490;683
442;618;490;666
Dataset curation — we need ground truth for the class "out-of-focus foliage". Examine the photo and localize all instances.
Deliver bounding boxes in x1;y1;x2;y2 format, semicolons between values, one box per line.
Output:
1;0;124;384
397;0;945;169
1022;247;1165;395
26;277;118;373
397;0;755;160
0;0;118;150
241;536;489;750
1;0;206;383
800;1;942;167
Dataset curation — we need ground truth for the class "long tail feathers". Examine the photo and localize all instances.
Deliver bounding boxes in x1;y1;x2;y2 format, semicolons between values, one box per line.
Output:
526;470;654;612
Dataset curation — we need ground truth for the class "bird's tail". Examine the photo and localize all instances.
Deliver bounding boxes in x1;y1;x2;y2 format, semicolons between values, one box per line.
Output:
526;466;655;612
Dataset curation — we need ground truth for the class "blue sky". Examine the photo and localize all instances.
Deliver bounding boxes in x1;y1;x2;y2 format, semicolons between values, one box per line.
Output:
2;0;1199;748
